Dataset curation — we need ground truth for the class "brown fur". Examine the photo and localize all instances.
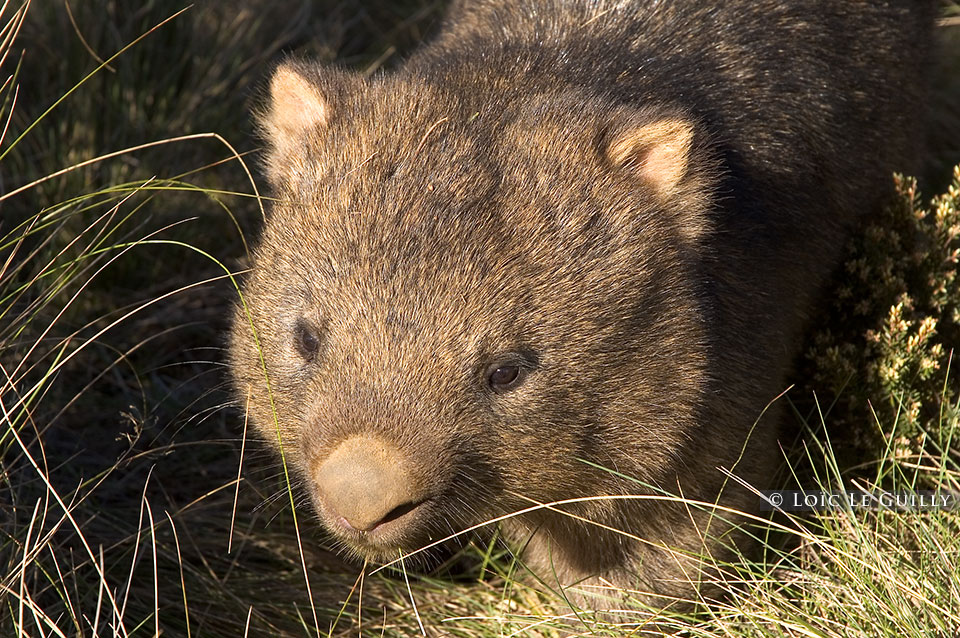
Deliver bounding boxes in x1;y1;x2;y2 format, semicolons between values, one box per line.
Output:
230;0;936;609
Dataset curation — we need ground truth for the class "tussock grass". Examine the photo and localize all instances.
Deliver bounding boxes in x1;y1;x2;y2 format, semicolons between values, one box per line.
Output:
1;1;958;637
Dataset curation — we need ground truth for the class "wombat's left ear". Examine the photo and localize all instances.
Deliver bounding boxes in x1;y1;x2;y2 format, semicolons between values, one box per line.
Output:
259;62;359;186
604;115;695;199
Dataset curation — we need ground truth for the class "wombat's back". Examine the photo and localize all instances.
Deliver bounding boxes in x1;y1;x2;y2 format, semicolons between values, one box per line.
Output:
432;0;933;232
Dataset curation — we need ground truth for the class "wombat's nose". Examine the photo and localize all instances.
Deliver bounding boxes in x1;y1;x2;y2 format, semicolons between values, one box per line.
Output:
315;436;424;532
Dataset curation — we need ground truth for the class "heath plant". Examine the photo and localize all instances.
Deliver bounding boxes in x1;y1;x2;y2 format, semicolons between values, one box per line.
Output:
803;168;960;473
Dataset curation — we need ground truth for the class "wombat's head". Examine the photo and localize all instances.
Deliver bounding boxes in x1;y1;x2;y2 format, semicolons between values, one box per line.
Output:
229;60;717;564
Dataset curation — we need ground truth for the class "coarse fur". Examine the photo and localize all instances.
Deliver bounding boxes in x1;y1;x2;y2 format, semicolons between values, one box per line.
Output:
229;0;936;609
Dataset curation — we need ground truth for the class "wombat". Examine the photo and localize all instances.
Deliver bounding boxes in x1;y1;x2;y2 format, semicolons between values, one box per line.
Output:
229;0;936;609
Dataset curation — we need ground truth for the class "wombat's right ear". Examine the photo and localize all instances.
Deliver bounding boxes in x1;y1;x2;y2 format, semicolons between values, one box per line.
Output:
265;64;331;138
258;62;358;186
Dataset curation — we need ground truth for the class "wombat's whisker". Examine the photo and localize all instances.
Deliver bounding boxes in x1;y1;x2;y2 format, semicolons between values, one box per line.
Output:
256;480;306;515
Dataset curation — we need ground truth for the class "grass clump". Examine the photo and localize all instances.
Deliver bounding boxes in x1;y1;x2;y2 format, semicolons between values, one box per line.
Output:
0;2;262;636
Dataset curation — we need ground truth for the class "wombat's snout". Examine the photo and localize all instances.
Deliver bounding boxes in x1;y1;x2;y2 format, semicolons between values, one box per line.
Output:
314;436;427;533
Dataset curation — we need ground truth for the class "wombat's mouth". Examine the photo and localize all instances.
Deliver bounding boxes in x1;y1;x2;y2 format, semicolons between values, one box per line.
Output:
309;435;458;560
374;499;422;526
318;495;450;562
326;496;428;537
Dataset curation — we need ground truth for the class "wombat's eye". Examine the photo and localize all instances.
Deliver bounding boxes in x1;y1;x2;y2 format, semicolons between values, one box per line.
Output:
294;319;321;361
486;363;525;392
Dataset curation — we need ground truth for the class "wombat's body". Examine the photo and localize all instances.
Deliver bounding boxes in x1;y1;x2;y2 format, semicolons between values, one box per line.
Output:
230;0;935;607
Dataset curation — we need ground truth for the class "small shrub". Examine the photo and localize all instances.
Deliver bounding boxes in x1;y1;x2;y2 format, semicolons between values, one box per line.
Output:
804;167;960;469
